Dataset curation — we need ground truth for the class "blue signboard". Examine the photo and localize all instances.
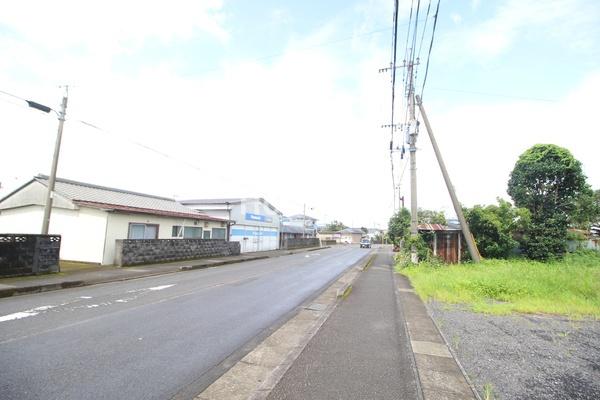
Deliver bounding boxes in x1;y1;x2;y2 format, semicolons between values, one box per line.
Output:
231;228;278;237
244;212;272;223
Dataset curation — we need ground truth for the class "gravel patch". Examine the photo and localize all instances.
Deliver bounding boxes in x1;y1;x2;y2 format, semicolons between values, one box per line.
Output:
428;301;600;400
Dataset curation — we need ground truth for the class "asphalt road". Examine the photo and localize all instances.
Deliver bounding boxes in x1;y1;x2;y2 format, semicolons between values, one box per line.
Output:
0;246;370;400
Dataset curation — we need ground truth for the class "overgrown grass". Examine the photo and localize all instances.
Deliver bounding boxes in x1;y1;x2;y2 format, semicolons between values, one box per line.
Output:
398;250;600;318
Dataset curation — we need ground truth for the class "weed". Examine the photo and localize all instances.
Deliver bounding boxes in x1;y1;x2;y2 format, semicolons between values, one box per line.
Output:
483;382;496;400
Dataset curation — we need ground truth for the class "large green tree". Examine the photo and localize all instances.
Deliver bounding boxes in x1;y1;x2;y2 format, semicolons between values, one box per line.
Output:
507;144;587;260
570;187;600;230
464;199;529;259
388;208;411;245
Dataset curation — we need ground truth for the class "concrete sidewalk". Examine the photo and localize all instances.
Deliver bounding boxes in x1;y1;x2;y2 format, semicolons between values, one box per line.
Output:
265;247;478;400
267;248;421;400
0;246;327;298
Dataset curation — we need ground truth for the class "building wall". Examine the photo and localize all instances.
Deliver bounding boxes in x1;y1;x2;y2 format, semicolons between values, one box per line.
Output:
187;199;282;252
341;233;363;244
0;205;107;264
103;213;227;265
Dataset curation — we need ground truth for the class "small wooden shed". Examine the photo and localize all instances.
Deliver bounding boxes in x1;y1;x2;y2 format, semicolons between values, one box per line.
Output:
418;223;462;263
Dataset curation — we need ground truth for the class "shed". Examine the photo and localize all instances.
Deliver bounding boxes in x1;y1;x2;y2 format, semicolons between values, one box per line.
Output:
418;223;463;263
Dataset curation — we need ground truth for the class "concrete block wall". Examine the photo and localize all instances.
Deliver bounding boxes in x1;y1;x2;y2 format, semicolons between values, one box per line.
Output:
0;234;61;276
115;239;241;266
282;237;321;250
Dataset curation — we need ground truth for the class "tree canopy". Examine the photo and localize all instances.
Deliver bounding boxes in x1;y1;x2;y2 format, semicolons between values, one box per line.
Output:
464;199;529;259
324;220;347;232
388;208;411;245
417;209;447;225
507;144;587;260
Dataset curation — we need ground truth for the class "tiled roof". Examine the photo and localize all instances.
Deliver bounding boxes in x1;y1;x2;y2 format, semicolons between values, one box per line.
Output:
35;175;225;221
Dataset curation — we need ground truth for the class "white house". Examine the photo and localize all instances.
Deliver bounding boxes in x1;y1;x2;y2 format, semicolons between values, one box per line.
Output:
181;198;282;253
0;175;229;265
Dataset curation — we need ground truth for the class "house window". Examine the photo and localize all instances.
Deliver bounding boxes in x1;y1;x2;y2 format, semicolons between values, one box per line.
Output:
128;223;158;239
203;230;211;239
172;225;203;238
212;228;226;240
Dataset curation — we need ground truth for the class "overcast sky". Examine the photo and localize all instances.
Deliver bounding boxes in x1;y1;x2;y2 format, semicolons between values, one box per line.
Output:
1;0;599;229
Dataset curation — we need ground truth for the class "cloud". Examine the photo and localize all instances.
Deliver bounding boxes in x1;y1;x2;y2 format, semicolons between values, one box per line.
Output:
0;0;228;55
409;70;600;217
438;0;600;60
0;9;394;227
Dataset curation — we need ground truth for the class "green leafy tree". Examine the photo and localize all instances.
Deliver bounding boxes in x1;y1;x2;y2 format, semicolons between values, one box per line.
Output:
570;187;600;230
388;208;411;245
464;199;529;259
417;209;447;225
325;220;347;232
360;226;369;234
508;144;587;260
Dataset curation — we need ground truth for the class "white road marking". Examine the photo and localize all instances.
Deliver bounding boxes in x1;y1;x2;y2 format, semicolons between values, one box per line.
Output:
0;311;39;322
148;284;175;291
0;305;56;322
80;296;92;299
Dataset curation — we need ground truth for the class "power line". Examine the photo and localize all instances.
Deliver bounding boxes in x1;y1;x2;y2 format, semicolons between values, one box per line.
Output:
0;89;27;102
420;0;441;99
417;0;432;60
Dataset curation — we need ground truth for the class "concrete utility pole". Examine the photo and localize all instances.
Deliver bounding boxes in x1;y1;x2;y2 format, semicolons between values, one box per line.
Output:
41;87;68;235
407;62;419;263
416;95;481;262
303;203;306;238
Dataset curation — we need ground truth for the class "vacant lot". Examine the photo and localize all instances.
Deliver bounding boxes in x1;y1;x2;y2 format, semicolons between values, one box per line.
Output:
398;251;600;399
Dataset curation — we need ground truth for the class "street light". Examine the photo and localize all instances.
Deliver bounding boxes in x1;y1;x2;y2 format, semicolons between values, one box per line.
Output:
26;87;69;235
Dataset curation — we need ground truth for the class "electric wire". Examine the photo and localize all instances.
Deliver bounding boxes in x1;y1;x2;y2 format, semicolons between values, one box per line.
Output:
417;0;432;60
420;0;441;99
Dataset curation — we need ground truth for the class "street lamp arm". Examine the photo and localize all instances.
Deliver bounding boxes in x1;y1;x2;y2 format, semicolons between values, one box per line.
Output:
26;100;60;117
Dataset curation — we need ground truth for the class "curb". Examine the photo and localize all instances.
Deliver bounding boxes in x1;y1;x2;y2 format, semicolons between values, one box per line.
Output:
0;247;331;299
195;251;370;400
394;271;479;400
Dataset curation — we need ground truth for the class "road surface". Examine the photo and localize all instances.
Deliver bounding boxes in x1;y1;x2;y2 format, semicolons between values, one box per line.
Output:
0;246;369;400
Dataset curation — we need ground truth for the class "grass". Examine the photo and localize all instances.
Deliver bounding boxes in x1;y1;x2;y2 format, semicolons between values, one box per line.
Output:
397;250;600;318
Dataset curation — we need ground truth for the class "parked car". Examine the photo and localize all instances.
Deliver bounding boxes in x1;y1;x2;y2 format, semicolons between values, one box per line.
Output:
360;238;371;248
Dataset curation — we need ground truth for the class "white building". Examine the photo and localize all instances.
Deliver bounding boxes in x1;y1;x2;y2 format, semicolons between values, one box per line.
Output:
181;198;282;253
0;175;229;265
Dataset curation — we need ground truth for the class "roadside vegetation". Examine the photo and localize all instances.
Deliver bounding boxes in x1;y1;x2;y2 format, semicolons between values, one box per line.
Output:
398;250;600;318
389;143;600;318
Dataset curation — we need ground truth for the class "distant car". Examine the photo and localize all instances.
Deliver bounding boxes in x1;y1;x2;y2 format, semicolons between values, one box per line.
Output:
360;238;371;248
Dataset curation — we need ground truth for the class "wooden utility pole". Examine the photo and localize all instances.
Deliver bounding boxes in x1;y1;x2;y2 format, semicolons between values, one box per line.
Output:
416;95;481;262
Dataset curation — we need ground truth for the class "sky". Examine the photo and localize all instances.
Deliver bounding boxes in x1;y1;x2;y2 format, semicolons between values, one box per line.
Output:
1;0;599;229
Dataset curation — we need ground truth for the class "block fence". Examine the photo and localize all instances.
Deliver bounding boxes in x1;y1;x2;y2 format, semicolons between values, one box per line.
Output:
281;237;321;250
0;234;61;276
115;238;241;266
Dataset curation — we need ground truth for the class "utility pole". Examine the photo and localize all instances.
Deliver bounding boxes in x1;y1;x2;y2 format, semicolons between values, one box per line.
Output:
41;87;68;235
303;203;306;238
407;61;419;263
416;95;481;262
